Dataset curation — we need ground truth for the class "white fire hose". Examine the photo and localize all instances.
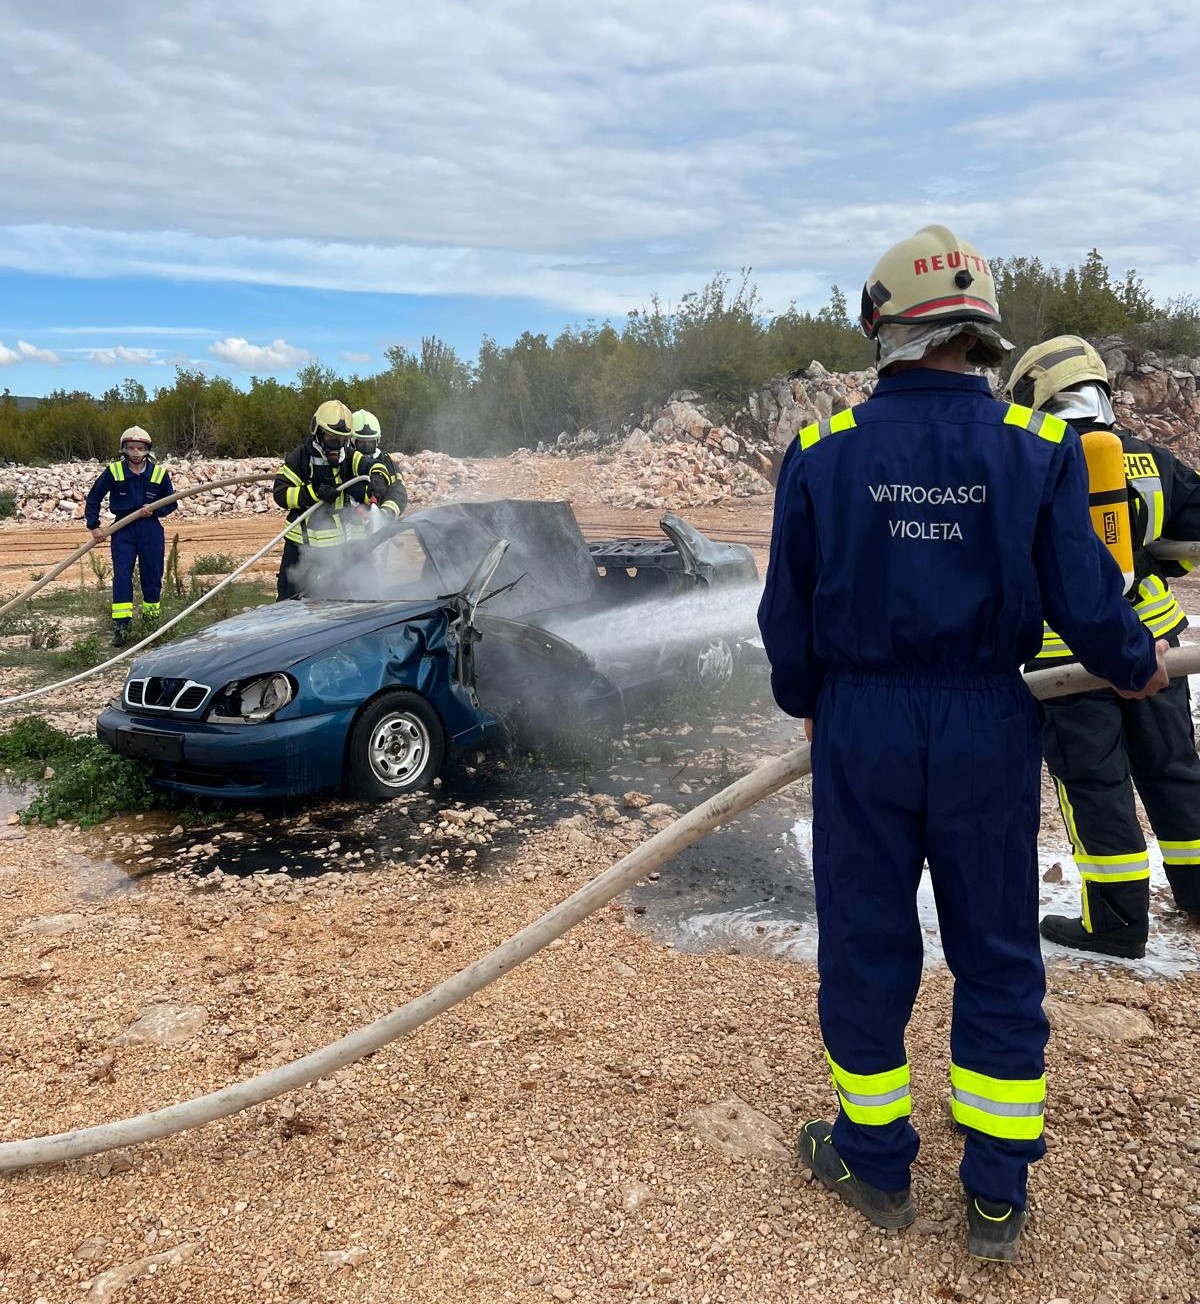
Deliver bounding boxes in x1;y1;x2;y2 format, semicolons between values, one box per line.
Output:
0;473;279;622
0;478;368;712
2;643;1197;1175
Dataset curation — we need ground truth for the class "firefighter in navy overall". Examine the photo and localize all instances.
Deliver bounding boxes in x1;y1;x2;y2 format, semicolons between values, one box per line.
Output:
758;226;1167;1261
350;409;408;521
84;426;176;647
272;400;367;600
1006;336;1200;957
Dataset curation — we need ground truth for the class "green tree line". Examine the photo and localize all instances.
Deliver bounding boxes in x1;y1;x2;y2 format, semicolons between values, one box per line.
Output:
2;252;1197;464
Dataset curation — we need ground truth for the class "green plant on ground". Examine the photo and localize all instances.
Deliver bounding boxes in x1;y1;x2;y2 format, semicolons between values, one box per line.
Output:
28;739;157;828
0;491;17;520
0;715;78;771
190;552;237;576
165;534;184;596
0;716;158;827
0;613;63;649
88;552;110;588
57;633;108;672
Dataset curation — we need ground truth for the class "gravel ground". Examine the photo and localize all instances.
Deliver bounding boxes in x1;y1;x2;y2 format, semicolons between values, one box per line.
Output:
2;802;1199;1303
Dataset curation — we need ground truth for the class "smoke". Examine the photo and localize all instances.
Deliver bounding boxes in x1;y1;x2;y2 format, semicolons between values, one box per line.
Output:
285;504;418;601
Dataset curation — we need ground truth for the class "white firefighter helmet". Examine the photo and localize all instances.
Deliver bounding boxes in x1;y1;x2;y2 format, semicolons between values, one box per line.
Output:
351;408;381;451
860;224;1002;337
119;425;152;453
1005;335;1111;412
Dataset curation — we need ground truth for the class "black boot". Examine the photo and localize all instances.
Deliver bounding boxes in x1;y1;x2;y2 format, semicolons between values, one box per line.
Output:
966;1194;1027;1262
1164;867;1200;927
112;620;132;648
1041;876;1148;959
1039;913;1145;959
797;1118;916;1230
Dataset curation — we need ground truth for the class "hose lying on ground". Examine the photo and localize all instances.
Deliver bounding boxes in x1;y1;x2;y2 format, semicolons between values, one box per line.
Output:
0;474;280;622
0;477;368;712
2;642;1197;1174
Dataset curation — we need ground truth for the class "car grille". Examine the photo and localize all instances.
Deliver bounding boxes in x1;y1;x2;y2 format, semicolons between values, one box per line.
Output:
124;677;211;714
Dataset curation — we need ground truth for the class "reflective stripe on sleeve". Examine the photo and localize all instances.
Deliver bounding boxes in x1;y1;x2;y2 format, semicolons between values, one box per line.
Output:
949;1064;1045;1141
1003;404;1067;443
798;408;857;451
284;485;303;509
826;1051;912;1126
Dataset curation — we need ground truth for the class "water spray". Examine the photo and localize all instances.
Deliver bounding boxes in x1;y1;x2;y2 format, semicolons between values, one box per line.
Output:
0;477;368;712
2;644;1196;1175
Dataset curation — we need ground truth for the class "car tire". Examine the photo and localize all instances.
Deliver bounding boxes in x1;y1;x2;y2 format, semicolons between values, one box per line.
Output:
344;691;446;801
691;637;736;695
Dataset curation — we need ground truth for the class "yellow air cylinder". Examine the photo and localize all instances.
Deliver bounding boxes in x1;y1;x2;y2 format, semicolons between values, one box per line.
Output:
1081;429;1135;593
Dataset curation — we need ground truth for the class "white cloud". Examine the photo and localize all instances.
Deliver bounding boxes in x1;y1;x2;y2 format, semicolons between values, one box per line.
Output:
341;350;372;364
87;345;159;365
208;337;311;371
0;3;1199;312
0;339;60;365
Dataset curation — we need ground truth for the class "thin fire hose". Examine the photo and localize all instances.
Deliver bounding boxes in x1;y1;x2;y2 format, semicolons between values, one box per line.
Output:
2;642;1197;1175
0;477;368;712
0;473;280;622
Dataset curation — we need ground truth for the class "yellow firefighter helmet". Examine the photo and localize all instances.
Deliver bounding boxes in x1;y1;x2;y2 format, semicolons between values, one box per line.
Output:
310;399;354;440
351;408;381;450
1005;335;1111;412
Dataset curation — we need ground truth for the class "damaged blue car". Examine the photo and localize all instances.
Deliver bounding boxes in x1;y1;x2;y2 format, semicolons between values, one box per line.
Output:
96;500;759;801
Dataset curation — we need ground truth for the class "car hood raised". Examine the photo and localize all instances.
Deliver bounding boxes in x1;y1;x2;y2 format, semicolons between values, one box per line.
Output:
128;597;446;683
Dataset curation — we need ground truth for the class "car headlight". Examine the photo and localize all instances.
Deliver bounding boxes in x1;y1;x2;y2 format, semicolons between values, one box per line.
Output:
208;673;296;723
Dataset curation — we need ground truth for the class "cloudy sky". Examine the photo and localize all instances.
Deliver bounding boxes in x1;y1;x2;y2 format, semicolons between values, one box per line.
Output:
2;0;1198;394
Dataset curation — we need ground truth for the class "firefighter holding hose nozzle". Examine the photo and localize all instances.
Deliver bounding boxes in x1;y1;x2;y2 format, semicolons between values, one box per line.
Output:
758;226;1168;1262
272;400;367;600
1006;336;1200;958
84;426;176;646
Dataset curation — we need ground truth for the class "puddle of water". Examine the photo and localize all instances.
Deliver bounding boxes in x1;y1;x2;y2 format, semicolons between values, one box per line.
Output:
0;780;34;824
627;811;1199;979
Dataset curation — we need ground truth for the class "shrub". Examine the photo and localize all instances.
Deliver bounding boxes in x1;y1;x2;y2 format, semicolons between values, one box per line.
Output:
0;716;157;826
190;552;237;576
0;715;78;770
0;491;17;520
24;736;157;828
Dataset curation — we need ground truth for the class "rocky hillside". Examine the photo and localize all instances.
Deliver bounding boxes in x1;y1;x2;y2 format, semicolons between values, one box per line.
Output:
3;338;1198;522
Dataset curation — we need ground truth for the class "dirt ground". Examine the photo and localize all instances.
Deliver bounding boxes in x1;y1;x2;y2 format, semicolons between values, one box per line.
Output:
1;458;1199;1302
0;455;776;601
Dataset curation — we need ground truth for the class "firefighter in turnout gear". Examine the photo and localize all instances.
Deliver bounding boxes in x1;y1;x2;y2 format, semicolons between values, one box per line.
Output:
350;409;408;521
272;400;368;600
1006;335;1200;957
758;225;1167;1262
84;427;177;646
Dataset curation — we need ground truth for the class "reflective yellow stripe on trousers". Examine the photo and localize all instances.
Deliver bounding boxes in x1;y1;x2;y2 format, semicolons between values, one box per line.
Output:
826;1051;912;1126
950;1064;1045;1142
1161;838;1200;867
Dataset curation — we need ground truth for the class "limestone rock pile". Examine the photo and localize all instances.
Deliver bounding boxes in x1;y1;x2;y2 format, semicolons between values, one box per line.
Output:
0;451;474;523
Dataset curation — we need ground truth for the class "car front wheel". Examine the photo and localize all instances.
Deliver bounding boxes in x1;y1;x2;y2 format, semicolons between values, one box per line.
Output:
344;691;446;801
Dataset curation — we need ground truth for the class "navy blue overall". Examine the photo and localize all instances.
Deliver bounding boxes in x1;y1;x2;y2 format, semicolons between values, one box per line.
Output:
758;369;1155;1208
84;458;176;622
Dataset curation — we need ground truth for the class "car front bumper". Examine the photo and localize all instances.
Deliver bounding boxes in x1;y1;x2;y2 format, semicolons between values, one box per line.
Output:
97;705;357;799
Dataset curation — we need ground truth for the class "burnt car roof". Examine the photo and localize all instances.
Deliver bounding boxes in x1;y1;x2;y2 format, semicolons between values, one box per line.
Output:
392;500;605;619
